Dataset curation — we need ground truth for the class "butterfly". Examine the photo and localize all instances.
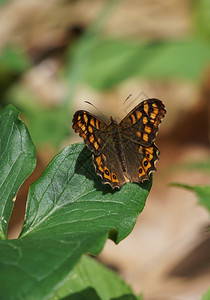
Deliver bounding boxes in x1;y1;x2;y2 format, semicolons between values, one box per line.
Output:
72;98;166;189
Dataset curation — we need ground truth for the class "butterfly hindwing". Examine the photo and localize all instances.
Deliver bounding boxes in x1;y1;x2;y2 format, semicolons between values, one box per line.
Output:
121;137;159;183
92;145;126;189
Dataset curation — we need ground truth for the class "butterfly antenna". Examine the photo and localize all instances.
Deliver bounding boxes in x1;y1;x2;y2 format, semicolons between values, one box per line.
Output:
84;101;106;118
116;94;132;116
123;93;132;105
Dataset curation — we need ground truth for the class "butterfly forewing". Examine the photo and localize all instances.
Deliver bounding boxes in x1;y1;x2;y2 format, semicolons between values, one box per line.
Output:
72;110;108;155
120;98;166;146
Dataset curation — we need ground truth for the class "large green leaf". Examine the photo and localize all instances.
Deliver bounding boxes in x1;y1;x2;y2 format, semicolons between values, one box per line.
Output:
0;139;151;299
20;143;150;242
0;105;36;239
53;255;140;300
170;183;210;212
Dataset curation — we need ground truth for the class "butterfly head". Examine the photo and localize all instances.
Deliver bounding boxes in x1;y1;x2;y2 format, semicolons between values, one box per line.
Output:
110;116;118;125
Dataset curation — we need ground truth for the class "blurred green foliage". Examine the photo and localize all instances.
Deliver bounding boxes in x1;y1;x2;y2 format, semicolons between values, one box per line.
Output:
0;47;30;73
194;0;210;38
0;47;31;108
178;160;210;173
7;84;70;147
170;152;210;212
0;0;8;6
201;288;210;300
171;182;210;211
81;37;210;90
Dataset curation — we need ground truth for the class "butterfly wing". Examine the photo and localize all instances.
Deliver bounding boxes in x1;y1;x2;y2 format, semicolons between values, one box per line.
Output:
92;135;159;189
119;98;166;184
120;98;166;146
73;110;125;188
72;110;108;155
72;99;166;189
92;143;126;189
121;137;159;183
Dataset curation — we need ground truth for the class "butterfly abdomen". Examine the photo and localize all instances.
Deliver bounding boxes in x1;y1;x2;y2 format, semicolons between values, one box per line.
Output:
109;122;127;173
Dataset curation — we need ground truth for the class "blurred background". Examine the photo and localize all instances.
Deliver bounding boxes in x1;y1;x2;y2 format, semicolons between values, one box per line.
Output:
1;0;209;299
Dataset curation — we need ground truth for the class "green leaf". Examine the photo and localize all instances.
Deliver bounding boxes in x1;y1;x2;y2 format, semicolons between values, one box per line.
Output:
0;234;105;300
60;288;101;300
81;38;210;90
170;183;210;212
20;143;150;242
0;105;36;239
201;288;210;300
0;142;150;299
53;255;138;300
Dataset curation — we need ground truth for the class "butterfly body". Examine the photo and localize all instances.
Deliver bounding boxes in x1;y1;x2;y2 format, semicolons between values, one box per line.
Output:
72;98;166;189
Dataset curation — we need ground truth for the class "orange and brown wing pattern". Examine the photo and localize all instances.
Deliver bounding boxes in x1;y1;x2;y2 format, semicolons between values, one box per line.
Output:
120;98;166;146
121;138;159;184
72;110;108;155
92;146;126;189
72;98;166;190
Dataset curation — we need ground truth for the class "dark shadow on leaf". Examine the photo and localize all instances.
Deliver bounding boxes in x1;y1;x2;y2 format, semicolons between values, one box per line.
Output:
75;143;152;194
111;295;139;300
139;175;153;192
108;228;118;242
61;287;137;300
74;145;118;195
61;287;101;300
